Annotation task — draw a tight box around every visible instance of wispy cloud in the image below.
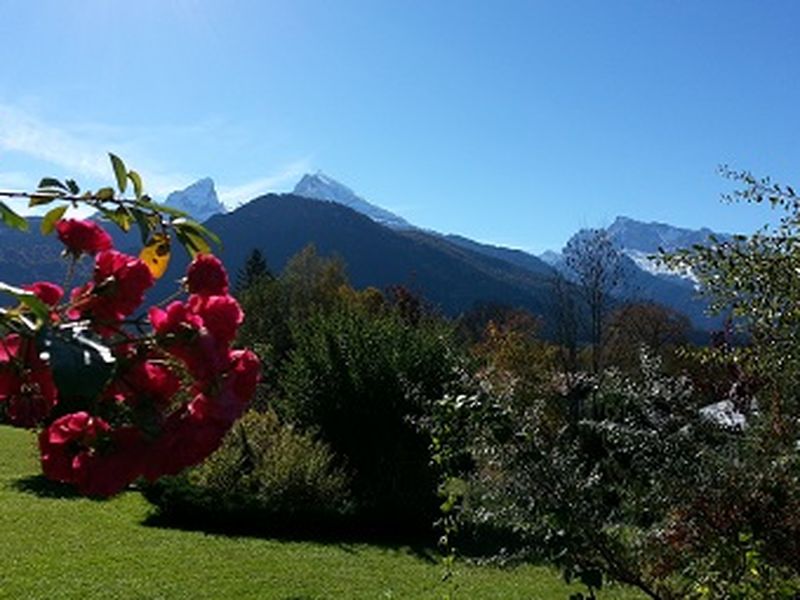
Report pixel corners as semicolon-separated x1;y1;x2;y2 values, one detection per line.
217;158;312;208
0;102;311;205
0;103;198;197
0;104;116;179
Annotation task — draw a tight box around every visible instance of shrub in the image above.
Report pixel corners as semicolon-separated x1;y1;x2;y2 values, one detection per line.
143;410;352;533
436;334;800;597
277;303;459;532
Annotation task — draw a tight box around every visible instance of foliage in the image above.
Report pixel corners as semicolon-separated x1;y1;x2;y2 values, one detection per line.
0;155;259;497
143;410;352;531
603;302;690;373
661;168;800;414
277;300;459;530
548;273;581;374
435;349;800;598
236;244;347;366
235;247;272;293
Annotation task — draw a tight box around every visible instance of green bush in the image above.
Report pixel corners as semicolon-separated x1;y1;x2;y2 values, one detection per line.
277;303;459;531
143;410;352;532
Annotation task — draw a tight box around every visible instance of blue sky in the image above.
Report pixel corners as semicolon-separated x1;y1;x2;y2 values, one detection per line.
0;0;798;253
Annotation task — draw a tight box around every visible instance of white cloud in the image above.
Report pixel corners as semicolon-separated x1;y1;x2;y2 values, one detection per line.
0;103;196;198
0;102;312;209
217;158;311;208
0;104;115;179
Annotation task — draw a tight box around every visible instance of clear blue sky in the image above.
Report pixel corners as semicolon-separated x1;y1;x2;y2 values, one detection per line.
1;0;798;252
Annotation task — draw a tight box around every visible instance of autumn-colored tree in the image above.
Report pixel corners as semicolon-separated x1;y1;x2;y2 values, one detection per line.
603;301;690;372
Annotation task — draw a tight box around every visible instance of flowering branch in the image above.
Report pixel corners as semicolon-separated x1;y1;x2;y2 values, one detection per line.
0;154;260;498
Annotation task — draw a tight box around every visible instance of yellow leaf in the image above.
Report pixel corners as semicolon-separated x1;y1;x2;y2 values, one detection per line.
139;233;171;279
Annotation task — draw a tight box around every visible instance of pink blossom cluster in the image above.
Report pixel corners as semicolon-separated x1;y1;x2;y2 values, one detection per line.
0;219;259;496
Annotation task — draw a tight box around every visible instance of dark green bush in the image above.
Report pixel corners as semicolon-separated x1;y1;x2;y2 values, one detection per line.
277;303;458;531
144;410;352;533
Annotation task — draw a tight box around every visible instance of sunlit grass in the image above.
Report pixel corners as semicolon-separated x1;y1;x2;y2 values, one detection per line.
0;425;640;599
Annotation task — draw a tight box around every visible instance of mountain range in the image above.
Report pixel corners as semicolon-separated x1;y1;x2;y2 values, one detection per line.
285;172;723;330
0;172;728;337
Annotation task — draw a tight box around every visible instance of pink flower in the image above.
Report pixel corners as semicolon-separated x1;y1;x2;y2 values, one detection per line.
229;349;261;402
39;412;109;484
72;427;145;497
56;219;113;256
186;254;229;296
149;301;204;337
0;334;58;427
142;408;226;480
24;281;64;307
71;250;154;329
106;359;181;408
188;294;243;346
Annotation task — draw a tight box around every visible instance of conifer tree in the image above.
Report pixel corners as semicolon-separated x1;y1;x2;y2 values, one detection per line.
236;248;272;293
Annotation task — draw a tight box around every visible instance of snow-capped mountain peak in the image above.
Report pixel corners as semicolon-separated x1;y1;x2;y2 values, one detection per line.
293;172;413;230
164;178;226;223
606;216;721;254
605;216;729;280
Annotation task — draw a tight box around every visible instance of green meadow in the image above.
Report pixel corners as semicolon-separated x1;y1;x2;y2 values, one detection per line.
0;425;643;599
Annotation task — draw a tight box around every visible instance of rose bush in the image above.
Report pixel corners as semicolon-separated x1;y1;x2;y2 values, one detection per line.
0;155;260;497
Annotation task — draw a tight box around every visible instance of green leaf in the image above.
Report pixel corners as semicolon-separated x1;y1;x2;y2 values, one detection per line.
65;179;80;195
98;206;133;232
41;205;68;235
0;282;50;324
28;194;58;207
0;202;28;231
38;177;66;191
38;328;116;399
132;208;153;245
140;200;187;218
175;228;210;257
109;153;127;194
114;206;133;232
174;218;222;248
95;187;115;201
128;170;143;199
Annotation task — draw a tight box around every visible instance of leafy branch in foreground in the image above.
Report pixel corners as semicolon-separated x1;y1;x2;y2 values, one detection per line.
0;152;220;261
0;154;260;498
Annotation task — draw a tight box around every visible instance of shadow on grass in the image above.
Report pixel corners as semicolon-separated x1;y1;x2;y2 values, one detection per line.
12;475;84;499
141;508;439;563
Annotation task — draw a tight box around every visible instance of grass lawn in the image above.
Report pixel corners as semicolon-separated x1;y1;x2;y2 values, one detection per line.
0;425;641;599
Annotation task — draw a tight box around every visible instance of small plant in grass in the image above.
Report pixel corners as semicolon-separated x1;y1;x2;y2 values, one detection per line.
0;154;260;496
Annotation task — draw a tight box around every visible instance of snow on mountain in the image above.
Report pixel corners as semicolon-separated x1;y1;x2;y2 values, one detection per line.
542;217;722;281
606;216;723;253
293;172;414;230
606;216;730;280
164;178;226;223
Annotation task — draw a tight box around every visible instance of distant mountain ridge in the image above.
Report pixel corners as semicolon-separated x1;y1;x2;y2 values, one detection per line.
540;217;733;330
148;193;561;326
0;172;732;337
293;172;414;230
606;216;731;279
441;234;554;278
606;215;725;254
141;177;728;330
